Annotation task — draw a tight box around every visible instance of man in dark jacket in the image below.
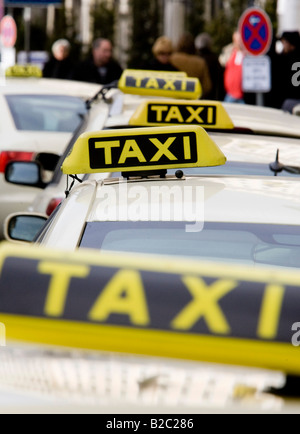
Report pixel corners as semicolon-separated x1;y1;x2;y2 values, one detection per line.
72;38;123;85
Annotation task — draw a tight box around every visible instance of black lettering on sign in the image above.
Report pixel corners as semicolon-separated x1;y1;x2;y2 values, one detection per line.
147;104;217;126
0;255;300;343
125;76;196;93
88;132;198;169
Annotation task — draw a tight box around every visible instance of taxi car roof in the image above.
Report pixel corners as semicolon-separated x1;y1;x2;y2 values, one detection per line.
84;175;300;227
56;121;300;236
208;132;300;166
103;90;300;138
223;102;300;139
0;78;101;98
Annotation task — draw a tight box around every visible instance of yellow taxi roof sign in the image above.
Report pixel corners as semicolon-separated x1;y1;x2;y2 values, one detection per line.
129;99;235;130
1;241;300;376
62;126;226;175
5;65;43;78
118;69;202;100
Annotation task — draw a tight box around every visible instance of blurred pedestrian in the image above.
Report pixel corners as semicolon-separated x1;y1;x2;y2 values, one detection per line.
219;36;235;69
223;31;246;104
195;32;225;101
170;32;212;99
43;39;74;80
72;38;123;85
146;36;179;72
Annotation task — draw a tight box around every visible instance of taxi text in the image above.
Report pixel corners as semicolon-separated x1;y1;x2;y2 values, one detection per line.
0;254;294;343
125;76;197;93
88;132;197;169
147;104;217;125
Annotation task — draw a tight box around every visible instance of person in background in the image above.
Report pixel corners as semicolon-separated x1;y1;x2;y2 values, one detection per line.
223;30;246;104
170;32;212;99
263;36;282;109
43;39;74;80
147;36;179;72
195;32;225;101
219;35;235;69
72;38;123;85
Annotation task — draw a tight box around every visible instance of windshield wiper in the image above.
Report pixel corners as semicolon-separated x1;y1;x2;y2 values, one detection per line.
85;80;119;109
269;149;300;176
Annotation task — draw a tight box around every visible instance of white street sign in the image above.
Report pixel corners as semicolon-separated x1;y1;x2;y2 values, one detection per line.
242;55;272;93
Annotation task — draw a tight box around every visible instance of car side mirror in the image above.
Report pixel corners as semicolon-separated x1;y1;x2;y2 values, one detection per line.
5;161;46;188
4;213;48;243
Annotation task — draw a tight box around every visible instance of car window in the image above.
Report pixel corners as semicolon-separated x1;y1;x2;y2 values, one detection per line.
79;221;300;269
5;94;87;132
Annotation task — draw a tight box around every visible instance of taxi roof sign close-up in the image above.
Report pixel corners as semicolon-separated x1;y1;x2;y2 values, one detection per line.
62;126;226;175
129;99;235;129
118;69;202;100
0;242;300;377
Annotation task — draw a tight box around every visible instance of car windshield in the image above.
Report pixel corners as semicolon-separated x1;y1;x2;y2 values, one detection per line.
79;221;300;269
6;94;87;132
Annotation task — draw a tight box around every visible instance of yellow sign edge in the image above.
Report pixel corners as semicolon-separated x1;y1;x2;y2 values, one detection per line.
1;313;298;376
119;69;188;78
2;241;300;286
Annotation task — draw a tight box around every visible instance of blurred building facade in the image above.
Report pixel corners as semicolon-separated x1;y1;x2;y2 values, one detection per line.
277;0;300;34
10;0;300;67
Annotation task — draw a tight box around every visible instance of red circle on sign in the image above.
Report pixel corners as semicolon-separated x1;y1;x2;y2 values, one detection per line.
0;16;17;48
239;7;273;56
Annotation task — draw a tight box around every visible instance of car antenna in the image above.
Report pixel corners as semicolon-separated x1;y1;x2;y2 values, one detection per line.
85;80;119;109
269;149;300;176
65;174;83;198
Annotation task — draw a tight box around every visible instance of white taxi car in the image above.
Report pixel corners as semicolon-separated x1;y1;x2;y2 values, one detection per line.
5;125;300;269
4;70;300;224
0;71;100;238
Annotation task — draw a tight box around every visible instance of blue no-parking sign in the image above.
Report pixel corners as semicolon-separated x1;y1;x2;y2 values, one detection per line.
239;7;273;56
